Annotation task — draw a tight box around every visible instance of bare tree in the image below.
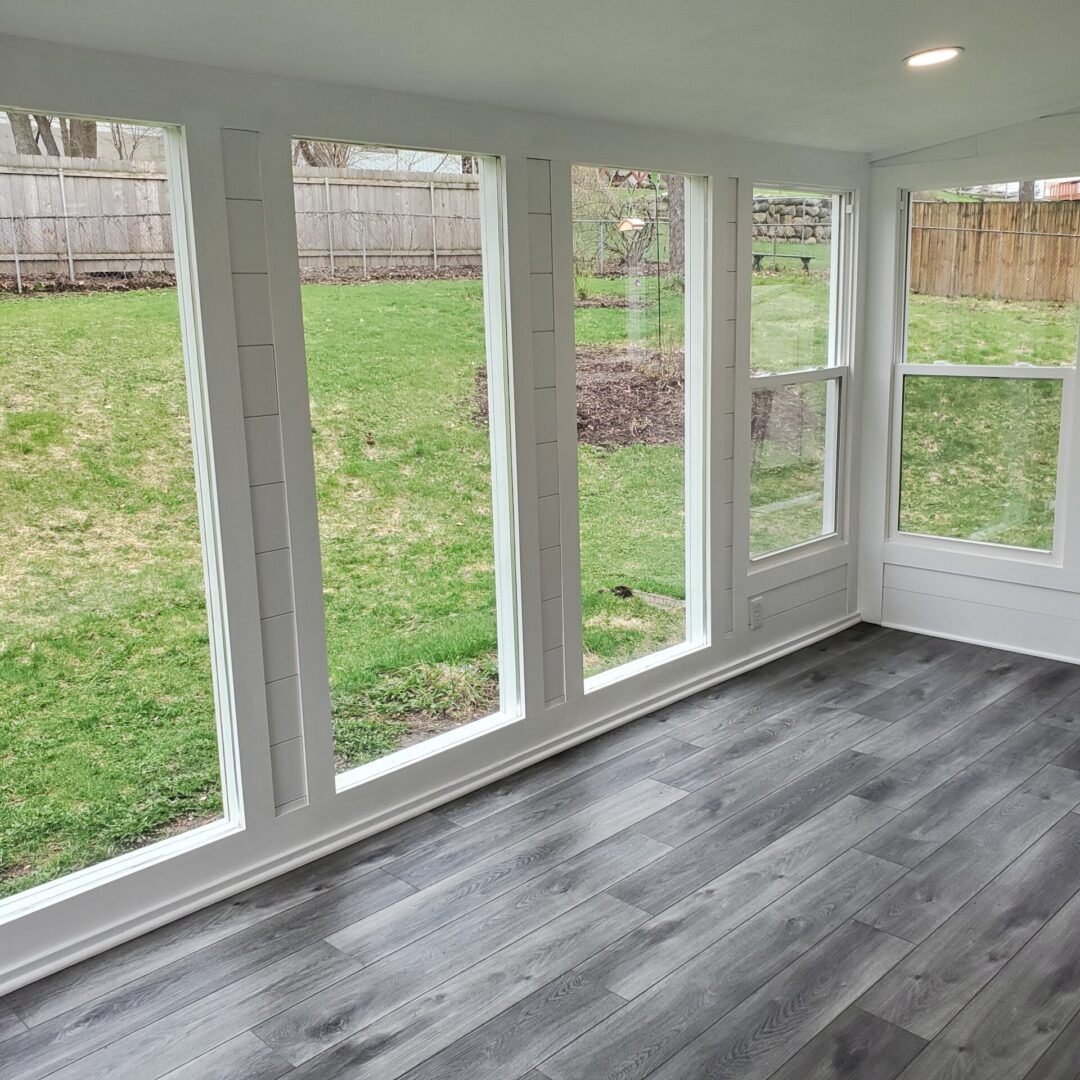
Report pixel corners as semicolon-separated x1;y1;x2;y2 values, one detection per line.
4;111;97;157
34;115;61;155
55;116;97;158
1018;179;1036;202
6;111;46;154
664;174;685;278
110;123;152;160
294;139;359;168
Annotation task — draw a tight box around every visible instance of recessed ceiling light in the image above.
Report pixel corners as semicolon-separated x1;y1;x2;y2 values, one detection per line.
905;46;964;67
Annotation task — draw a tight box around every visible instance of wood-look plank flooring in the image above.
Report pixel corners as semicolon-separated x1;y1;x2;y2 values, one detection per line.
5;623;1080;1079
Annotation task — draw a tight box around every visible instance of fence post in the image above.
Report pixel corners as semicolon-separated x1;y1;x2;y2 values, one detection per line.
323;177;336;277
10;216;23;293
994;230;1003;302
57;166;76;282
430;181;439;272
598;221;605;274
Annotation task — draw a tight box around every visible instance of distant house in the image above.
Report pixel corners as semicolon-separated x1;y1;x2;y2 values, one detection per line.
1042;178;1080;200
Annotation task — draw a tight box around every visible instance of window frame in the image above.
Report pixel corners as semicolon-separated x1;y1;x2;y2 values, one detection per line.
888;189;1079;565
747;185;856;564
570;168;712;694
0;119;245;923
281;145;525;793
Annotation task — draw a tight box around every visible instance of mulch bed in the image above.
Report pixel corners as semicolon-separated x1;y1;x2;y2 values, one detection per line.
0;266;482;295
299;265;481;285
475;344;685;448
574;294;642;309
0;272;177;295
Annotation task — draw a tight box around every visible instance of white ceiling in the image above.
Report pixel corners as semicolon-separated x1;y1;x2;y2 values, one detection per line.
5;0;1080;155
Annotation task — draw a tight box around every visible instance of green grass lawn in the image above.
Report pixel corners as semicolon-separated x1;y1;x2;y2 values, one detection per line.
1;273;1075;897
570;272;687;673
0;289;220;897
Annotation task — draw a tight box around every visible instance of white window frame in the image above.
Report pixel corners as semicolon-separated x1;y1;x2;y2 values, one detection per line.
748;186;855;564
0;121;244;923
577;171;712;694
888;190;1078;565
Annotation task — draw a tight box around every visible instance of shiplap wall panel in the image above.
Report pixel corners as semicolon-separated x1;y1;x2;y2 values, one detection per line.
254;548;295;619
269;737;307;807
536;443;559;497
265;675;303;745
528;159;567;704
225;198;268;273
882;586;1080;664
243;416;285;486
230;273;273;347
719;176;739;638
538;494;561;550
532;332;556;389
238;346;279;418
250;483;290;554
223;127;307;814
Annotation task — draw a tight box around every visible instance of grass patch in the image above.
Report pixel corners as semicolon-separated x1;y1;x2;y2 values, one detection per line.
0;289;219;897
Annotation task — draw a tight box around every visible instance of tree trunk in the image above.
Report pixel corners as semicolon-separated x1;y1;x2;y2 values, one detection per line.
64;118;98;158
6;111;41;155
34;116;60;156
665;174;685;278
1018;179;1036;202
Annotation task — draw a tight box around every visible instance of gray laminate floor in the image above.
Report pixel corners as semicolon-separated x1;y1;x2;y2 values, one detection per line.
6;624;1080;1079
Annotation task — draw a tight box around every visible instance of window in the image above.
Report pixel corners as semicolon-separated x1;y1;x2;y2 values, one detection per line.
570;165;706;681
0;112;229;899
749;187;850;558
291;141;517;775
896;181;1079;552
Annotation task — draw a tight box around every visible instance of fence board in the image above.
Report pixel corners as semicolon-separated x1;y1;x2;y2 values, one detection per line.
910;200;1080;302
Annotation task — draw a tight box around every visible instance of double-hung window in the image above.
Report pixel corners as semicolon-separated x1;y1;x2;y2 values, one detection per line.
894;183;1079;554
748;187;853;559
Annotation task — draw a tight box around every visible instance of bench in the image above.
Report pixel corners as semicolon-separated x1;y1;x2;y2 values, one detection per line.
752;252;814;272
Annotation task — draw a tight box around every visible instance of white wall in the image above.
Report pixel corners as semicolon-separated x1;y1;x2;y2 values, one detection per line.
859;113;1080;663
0;32;869;991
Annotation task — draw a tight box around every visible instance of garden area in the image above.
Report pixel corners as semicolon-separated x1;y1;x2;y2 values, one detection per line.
1;261;1076;896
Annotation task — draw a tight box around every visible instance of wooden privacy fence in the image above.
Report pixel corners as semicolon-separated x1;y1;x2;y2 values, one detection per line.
292;166;480;274
910;200;1080;303
0;155;484;283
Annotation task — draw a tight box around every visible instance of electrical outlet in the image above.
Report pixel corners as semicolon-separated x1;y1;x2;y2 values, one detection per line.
749;595;765;630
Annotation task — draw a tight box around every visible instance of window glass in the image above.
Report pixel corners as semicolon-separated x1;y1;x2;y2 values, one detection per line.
0;111;224;898
908;183;1080;367
751;189;839;374
750;380;839;556
897;178;1078;552
571;165;692;678
291;141;508;771
899;375;1061;550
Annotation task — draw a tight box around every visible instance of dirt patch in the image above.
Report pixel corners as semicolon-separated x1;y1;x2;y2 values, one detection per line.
0;266;483;295
574;294;642;309
393;683;501;751
299;265;481;286
475;344;685;448
576;346;684;447
0;272;177;295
